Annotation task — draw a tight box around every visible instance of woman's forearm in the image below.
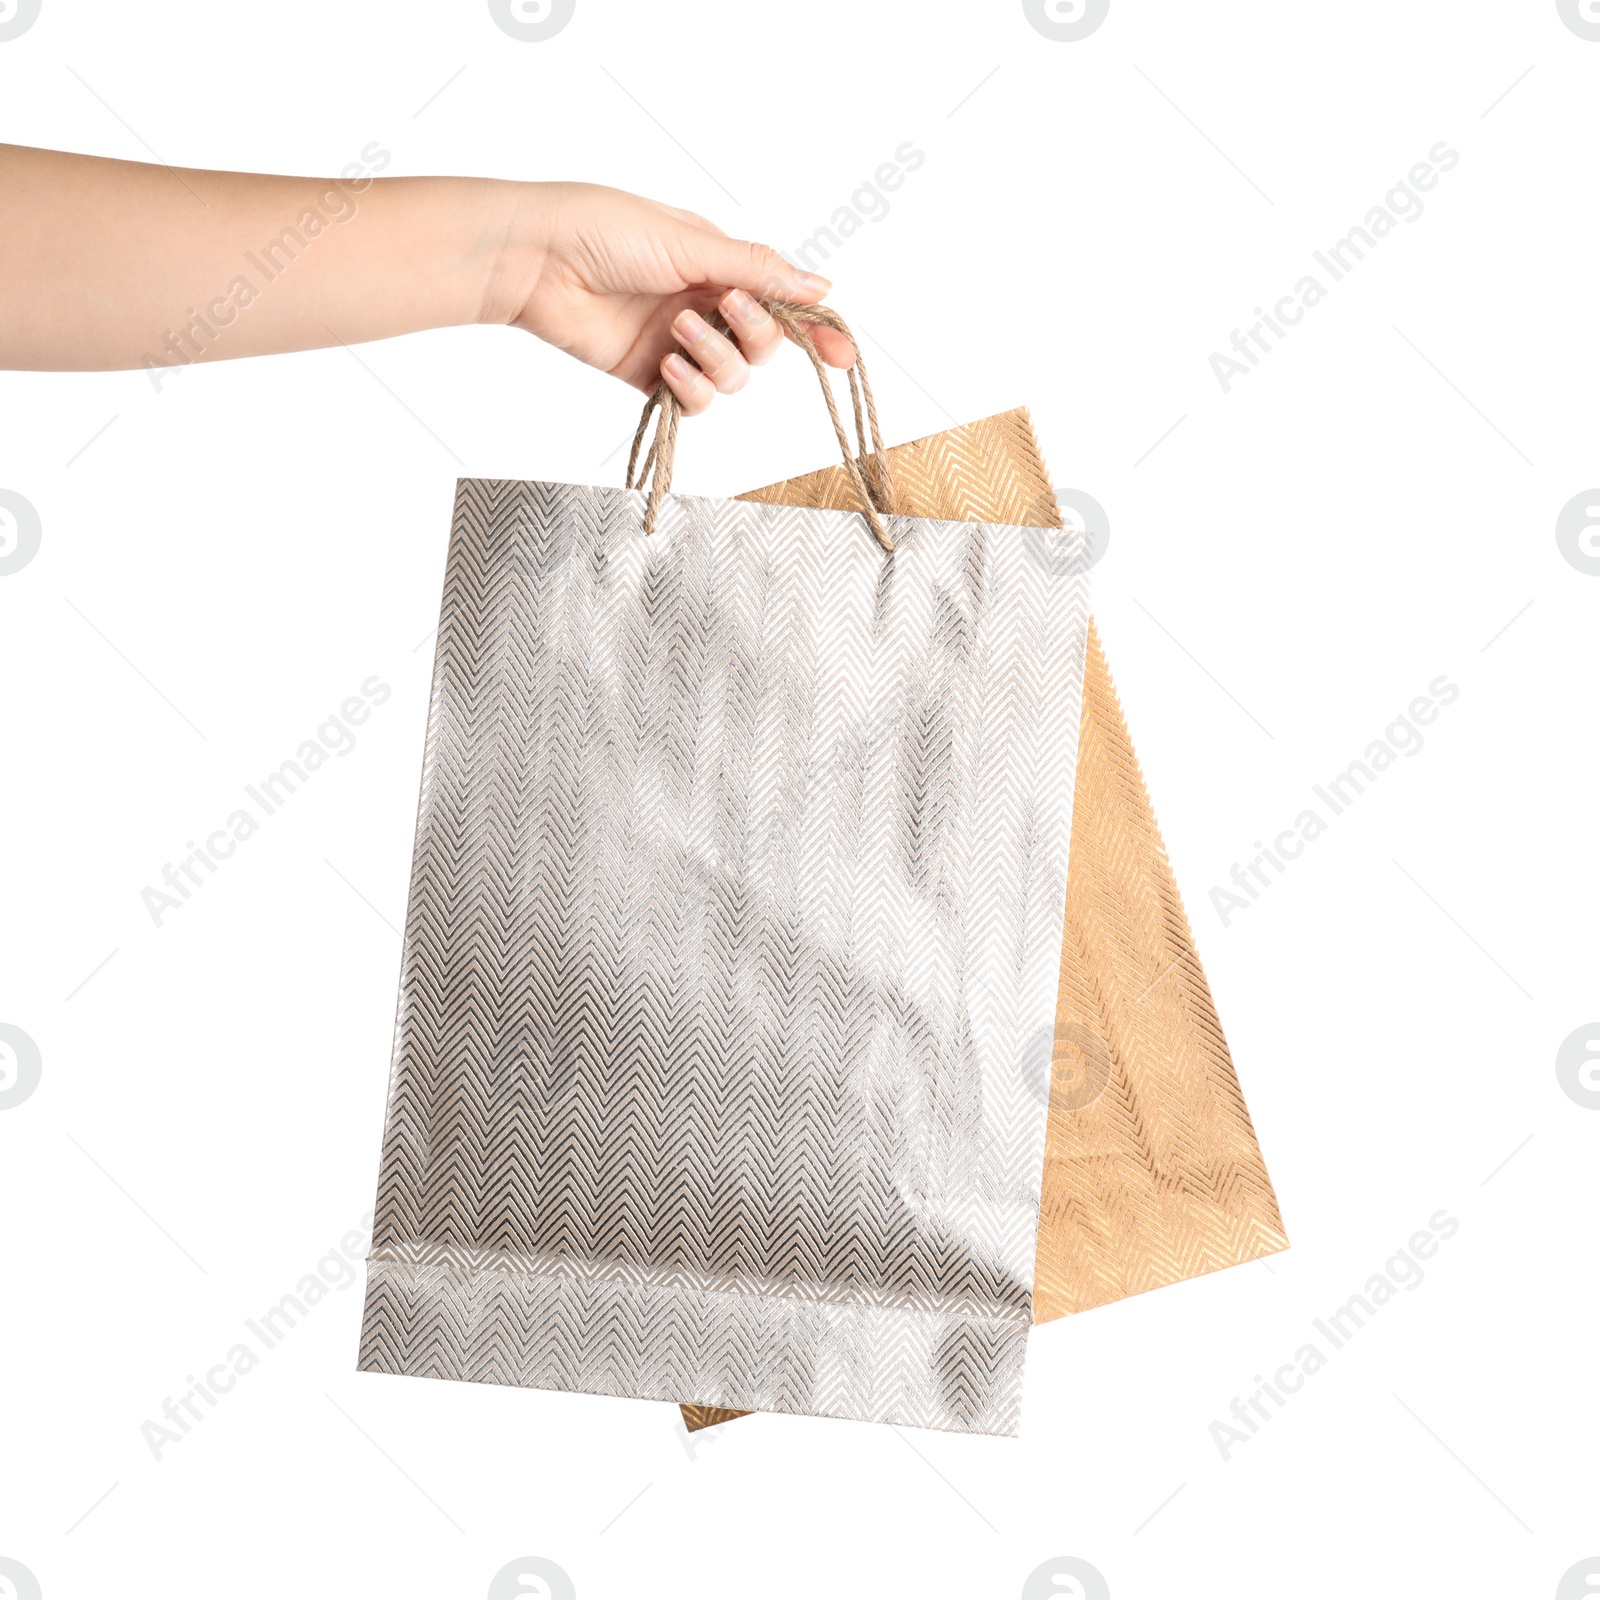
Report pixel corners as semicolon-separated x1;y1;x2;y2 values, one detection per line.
0;144;516;372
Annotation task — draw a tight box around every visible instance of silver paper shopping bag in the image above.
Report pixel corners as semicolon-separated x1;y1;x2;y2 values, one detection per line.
357;305;1091;1434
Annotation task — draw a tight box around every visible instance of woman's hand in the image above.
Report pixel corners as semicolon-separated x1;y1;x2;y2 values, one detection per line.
480;181;855;415
0;148;851;407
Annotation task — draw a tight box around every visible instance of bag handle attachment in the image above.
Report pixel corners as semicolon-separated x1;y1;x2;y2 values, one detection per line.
625;300;898;553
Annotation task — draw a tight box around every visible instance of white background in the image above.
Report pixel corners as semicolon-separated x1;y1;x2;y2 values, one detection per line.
2;3;1597;1597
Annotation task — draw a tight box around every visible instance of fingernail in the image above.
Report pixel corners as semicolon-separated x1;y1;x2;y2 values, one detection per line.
793;269;832;292
664;353;703;387
724;289;764;323
674;309;711;344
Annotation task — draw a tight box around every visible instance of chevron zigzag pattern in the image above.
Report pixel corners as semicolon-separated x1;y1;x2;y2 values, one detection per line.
359;480;1091;1435
679;409;1285;1433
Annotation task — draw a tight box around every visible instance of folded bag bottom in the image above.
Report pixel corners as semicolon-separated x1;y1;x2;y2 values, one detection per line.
363;1258;1030;1434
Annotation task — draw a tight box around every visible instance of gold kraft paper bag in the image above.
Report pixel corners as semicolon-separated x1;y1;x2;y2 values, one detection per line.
681;408;1286;1431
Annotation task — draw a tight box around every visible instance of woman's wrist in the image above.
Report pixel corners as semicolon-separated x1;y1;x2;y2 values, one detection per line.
467;178;556;330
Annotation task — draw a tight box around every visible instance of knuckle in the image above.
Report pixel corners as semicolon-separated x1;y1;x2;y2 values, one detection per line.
747;244;787;296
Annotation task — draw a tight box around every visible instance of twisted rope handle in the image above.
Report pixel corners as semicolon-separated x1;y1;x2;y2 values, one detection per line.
624;300;898;553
